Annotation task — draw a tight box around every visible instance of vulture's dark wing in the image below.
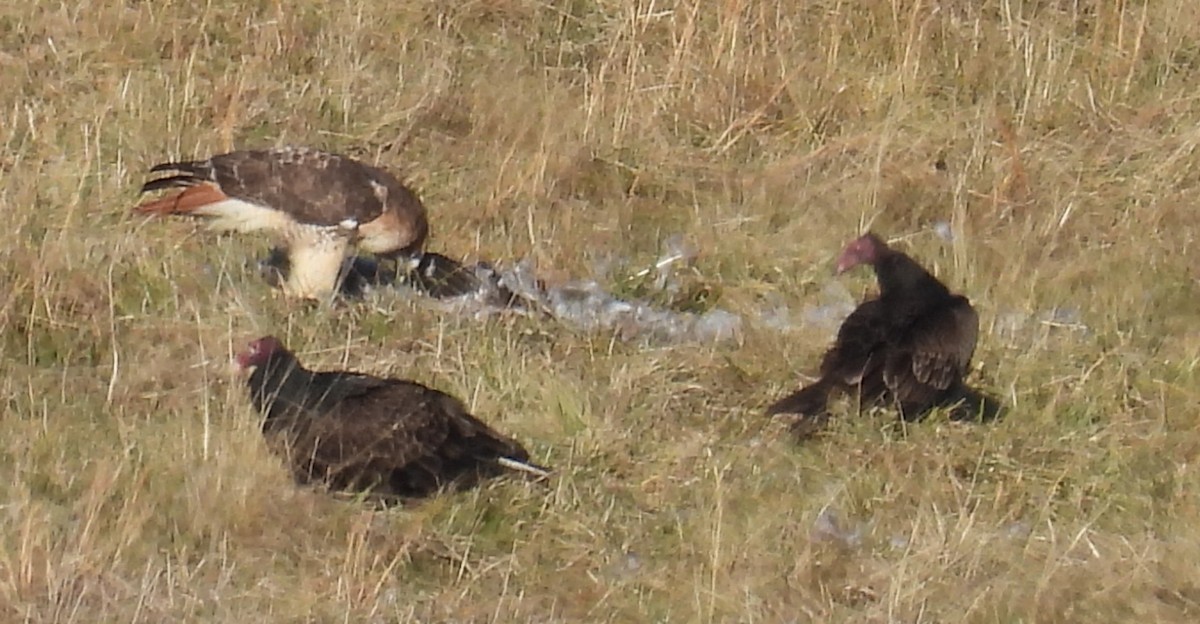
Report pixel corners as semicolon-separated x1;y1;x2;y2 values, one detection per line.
297;378;456;475
883;295;978;412
306;370;393;405
819;298;891;385
302;376;529;479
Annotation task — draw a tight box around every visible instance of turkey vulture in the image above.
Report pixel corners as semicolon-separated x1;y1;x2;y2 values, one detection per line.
768;232;997;433
134;147;429;300
235;336;550;502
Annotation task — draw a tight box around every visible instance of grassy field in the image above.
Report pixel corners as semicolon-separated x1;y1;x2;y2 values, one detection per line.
2;0;1200;621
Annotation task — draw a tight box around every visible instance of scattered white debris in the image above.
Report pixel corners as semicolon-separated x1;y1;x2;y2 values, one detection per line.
995;305;1090;340
256;235;1085;349
604;550;645;581
755;293;795;332
379;235;750;345
800;281;856;331
1004;520;1033;540
811;506;866;549
933;220;954;242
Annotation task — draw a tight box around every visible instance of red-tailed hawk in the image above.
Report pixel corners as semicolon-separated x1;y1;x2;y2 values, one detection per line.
235;335;551;503
767;232;1000;435
134;147;429;300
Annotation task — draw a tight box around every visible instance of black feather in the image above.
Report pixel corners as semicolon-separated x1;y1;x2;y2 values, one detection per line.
149;161;184;173
139;174;204;194
407;252;486;298
149;159;206;174
766;378;834;417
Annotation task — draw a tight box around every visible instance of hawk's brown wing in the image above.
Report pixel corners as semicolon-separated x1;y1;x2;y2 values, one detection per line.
205;148;394;226
136;147;428;254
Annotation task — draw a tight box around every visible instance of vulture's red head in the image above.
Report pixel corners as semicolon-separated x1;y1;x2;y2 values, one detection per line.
835;232;888;274
236;335;285;370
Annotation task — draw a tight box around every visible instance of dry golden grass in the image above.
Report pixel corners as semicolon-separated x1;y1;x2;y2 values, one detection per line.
2;0;1200;621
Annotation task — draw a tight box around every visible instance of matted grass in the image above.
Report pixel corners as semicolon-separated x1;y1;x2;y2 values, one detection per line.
2;0;1199;621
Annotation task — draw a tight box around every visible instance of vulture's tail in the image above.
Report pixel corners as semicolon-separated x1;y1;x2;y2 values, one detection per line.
497;456;553;480
766;379;837;440
766;378;834;417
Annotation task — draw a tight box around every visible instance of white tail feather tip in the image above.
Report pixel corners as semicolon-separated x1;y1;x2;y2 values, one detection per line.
497;456;552;479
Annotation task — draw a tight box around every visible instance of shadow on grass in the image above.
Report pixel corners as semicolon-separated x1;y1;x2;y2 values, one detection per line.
772;383;1008;441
